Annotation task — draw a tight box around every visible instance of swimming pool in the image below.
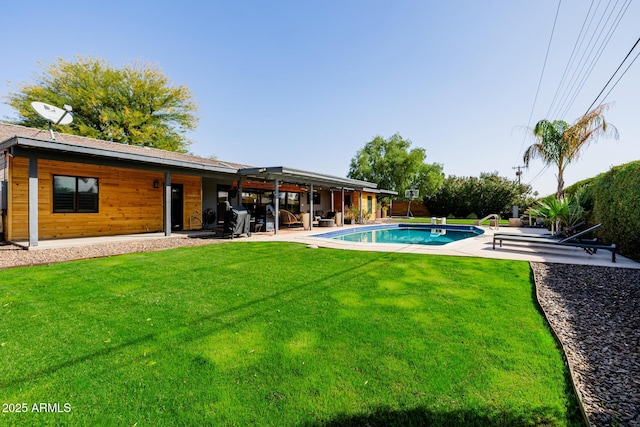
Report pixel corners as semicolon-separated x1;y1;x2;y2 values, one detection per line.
317;224;484;246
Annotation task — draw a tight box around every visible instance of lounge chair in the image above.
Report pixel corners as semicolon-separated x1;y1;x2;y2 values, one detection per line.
278;209;303;227
493;224;616;262
551;221;586;237
494;222;595;240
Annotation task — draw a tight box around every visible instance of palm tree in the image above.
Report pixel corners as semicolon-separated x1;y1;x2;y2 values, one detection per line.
524;104;618;199
524;119;570;199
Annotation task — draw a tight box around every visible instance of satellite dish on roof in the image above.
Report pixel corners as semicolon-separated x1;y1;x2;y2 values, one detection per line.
31;101;73;140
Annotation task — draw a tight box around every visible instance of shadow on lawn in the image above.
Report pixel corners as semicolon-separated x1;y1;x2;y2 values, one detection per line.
303;405;580;427
1;250;393;389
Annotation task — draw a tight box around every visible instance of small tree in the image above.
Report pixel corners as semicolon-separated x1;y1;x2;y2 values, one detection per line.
6;56;198;153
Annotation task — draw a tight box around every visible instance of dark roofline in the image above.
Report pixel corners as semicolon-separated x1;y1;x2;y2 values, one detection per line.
0;123;395;193
364;188;399;196
0;135;238;175
237;166;379;189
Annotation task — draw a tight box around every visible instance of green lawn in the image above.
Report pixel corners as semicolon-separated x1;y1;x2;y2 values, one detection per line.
0;242;582;426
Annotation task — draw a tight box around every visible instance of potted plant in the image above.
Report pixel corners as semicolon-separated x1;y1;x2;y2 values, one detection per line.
376;202;382;219
350;205;362;224
344;206;360;224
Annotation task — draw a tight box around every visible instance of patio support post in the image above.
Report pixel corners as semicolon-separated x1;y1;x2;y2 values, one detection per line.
309;183;313;231
330;189;334;212
274;178;279;235
164;172;171;236
28;157;38;247
359;189;363;224
341;188;345;227
238;178;243;206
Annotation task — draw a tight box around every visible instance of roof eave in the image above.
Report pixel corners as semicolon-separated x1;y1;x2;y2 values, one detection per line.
4;136;238;174
238;166;378;189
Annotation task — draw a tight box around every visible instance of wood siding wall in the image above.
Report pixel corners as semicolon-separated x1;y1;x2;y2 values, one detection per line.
391;200;430;217
0;151;6;237
352;192;377;219
331;191;377;220
8;157;202;240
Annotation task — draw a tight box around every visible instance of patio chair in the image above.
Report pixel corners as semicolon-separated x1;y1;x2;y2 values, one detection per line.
279;209;303;227
492;224;616;262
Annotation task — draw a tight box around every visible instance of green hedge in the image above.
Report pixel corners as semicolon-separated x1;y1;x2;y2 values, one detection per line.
590;161;640;261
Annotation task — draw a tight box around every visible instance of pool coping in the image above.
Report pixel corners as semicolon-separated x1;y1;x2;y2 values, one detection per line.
313;222;483;242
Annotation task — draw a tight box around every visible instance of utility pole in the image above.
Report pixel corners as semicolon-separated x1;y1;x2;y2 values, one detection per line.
512;165;525;185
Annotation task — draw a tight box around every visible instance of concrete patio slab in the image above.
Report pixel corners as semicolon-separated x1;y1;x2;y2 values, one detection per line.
8;224;639;268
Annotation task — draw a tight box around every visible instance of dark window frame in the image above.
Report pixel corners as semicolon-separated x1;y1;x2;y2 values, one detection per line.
53;175;99;213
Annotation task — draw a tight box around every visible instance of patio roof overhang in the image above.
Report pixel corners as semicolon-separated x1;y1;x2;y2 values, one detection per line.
237;166;379;190
360;187;399;197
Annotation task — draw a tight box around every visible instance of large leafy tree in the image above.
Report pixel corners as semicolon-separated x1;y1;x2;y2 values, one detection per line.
524;104;618;199
348;133;444;198
6;56;198;152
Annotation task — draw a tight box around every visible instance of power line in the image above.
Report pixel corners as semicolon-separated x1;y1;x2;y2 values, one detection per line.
518;0;562;158
546;0;631;120
546;0;596;118
520;0;633;194
558;0;632;118
523;36;639;194
548;0;604;119
584;35;640;113
598;47;640;104
550;0;617;119
527;165;551;186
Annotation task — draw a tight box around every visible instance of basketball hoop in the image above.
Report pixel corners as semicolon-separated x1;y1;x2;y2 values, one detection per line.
405;189;418;217
405;189;419;199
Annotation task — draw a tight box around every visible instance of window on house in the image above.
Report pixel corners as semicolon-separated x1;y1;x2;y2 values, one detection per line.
53;175;99;213
278;191;300;214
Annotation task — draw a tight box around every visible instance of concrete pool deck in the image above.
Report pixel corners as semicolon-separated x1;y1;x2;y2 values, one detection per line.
10;223;639;268
273;224;639;268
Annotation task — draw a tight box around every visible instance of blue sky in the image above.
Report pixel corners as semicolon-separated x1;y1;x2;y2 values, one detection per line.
2;0;638;196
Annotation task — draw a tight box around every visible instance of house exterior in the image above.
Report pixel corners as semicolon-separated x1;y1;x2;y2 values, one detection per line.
0;123;395;247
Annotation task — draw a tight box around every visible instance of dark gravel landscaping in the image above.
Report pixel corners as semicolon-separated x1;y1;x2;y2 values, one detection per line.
532;262;640;427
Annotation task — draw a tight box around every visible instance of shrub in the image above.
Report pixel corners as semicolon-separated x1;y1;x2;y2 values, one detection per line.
591;161;640;260
530;194;586;235
424;172;532;219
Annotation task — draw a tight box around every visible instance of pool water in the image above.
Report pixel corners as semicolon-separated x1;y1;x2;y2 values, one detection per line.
319;224;483;246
